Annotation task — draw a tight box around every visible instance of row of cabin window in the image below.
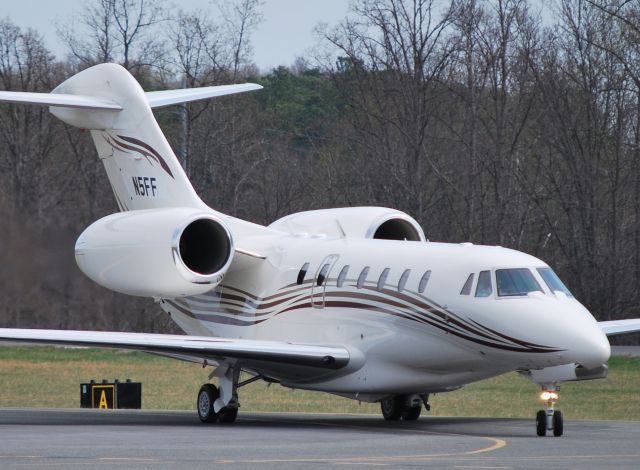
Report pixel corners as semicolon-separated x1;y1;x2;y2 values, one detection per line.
297;263;432;294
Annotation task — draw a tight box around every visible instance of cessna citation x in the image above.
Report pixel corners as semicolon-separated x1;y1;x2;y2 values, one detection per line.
1;64;639;437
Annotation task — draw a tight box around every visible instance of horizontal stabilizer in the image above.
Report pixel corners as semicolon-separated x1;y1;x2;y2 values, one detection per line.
0;91;122;110
0;328;349;370
145;83;263;108
599;319;640;336
0;83;262;111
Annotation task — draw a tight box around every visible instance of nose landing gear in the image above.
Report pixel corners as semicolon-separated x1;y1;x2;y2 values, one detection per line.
536;387;563;436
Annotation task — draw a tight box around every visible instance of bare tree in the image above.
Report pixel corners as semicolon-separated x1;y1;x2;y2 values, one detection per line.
59;0;167;75
161;1;264;213
322;0;459;228
219;0;264;81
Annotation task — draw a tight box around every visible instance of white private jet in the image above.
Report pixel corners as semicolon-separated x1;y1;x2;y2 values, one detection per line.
1;64;639;436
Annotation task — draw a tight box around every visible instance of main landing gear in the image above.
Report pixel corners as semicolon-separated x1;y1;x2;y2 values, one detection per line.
197;364;262;424
536;387;563;437
381;394;429;421
197;383;239;423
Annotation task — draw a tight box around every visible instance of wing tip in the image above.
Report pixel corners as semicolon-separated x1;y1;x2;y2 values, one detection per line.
600;319;640;336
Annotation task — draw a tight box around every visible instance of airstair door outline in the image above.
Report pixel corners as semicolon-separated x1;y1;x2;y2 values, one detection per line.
311;254;340;308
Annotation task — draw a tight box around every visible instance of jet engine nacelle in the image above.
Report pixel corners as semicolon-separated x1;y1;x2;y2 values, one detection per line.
268;207;426;241
75;207;234;298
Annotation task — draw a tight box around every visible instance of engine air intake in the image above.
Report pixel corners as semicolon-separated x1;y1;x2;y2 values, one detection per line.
179;218;232;275
373;218;422;241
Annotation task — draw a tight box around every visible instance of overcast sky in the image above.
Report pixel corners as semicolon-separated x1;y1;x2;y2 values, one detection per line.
2;0;350;72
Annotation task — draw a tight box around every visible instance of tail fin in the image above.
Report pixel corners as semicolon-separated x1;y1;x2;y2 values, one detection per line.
0;63;262;211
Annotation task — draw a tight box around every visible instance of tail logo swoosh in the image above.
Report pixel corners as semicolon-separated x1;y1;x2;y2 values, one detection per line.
103;133;175;179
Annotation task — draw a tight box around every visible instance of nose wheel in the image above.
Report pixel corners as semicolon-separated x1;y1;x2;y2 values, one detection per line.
536;388;563;436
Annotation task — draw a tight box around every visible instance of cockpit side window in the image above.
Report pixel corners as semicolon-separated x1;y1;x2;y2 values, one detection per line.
475;270;492;297
460;273;474;295
537;267;573;297
496;268;542;296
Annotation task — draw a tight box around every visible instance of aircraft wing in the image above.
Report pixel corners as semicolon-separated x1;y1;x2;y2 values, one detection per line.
599;319;640;336
0;329;349;370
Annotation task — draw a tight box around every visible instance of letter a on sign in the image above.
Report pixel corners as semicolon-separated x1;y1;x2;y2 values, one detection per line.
99;390;109;409
92;385;114;408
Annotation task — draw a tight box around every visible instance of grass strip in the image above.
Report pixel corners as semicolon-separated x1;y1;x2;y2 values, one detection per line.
1;347;638;420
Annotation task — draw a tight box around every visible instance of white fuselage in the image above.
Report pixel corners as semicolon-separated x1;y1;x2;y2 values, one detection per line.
160;234;611;401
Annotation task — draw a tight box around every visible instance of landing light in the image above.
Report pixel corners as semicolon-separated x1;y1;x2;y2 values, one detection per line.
540;391;559;401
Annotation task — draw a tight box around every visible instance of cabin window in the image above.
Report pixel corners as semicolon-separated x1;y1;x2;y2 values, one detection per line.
537;267;573;297
377;268;390;290
418;270;431;293
496;268;542;296
317;263;330;286
475;270;492;297
460;273;474;295
357;267;370;289
398;269;411;292
297;262;309;285
337;265;349;287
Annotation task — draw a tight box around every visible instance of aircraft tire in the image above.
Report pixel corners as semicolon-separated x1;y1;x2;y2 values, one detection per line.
219;406;239;424
401;405;421;421
552;410;563;437
381;396;405;421
197;384;220;423
535;410;546;436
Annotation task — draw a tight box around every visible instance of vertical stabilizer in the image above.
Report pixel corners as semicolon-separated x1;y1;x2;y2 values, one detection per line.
49;64;203;211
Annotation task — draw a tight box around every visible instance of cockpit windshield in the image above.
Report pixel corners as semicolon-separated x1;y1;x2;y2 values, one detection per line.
537;267;573;297
496;268;542;296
